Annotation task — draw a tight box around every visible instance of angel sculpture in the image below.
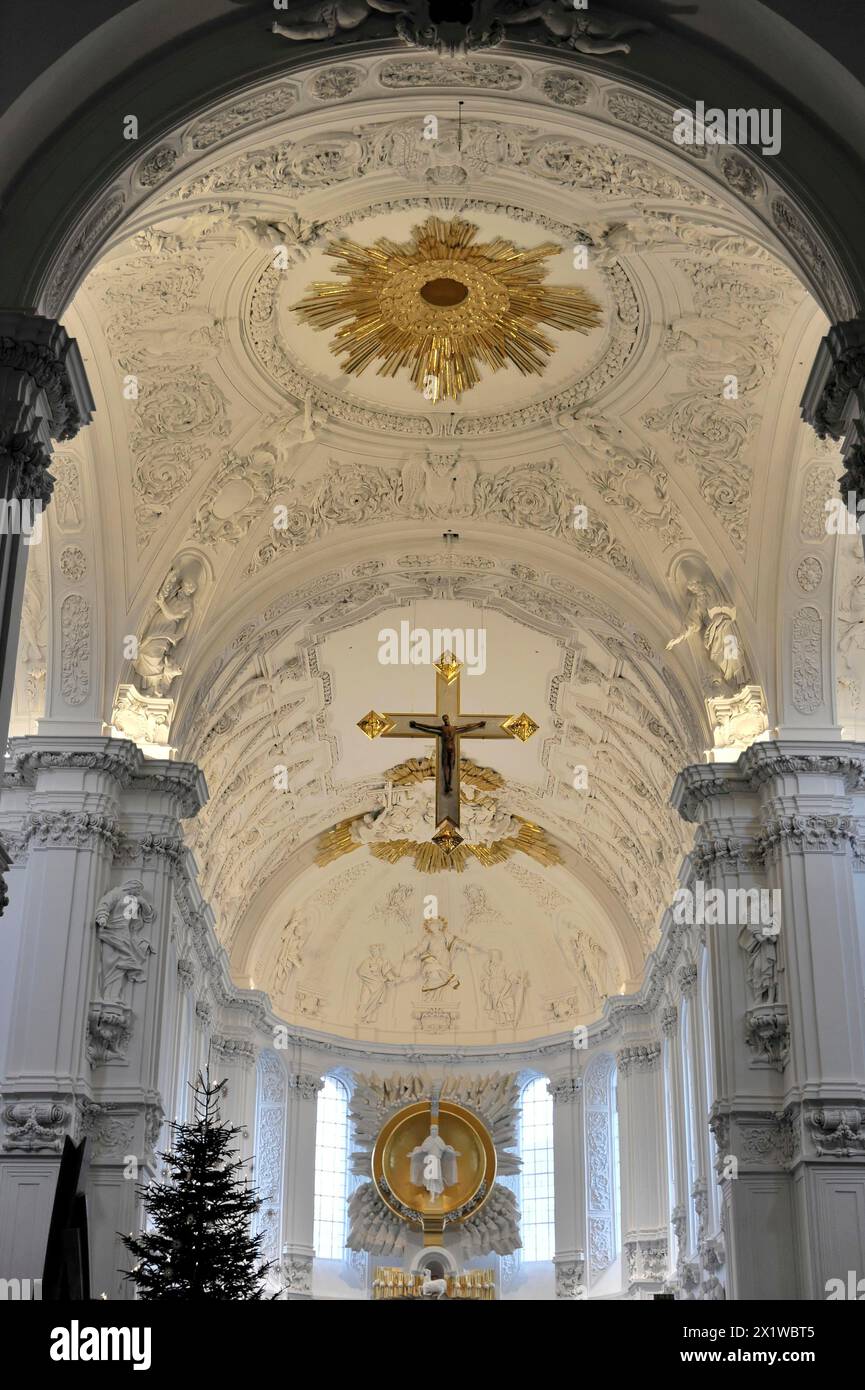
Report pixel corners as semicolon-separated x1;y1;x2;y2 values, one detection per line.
500;0;651;54
272;0;410;42
408;1121;460;1200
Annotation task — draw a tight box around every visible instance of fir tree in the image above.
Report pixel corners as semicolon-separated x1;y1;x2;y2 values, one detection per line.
122;1070;270;1299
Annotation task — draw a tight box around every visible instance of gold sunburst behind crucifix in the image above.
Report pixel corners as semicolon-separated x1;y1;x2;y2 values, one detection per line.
292;215;602;402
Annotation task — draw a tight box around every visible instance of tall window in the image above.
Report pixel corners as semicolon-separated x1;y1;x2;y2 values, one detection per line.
313;1075;349;1259
520;1076;555;1262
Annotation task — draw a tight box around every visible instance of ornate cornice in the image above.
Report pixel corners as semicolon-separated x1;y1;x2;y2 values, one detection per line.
739;742;865;791
670;765;736;823
5;742;141;787
5;738;207;819
0;317;93;442
801;312;865;447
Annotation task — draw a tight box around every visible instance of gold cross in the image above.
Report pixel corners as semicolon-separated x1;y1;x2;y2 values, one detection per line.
357;651;538;850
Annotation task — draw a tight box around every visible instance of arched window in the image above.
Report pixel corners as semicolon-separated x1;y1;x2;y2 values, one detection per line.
519;1076;555;1262
313;1074;349;1260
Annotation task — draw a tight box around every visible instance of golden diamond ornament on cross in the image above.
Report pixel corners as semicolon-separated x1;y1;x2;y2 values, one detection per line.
357;651;538;850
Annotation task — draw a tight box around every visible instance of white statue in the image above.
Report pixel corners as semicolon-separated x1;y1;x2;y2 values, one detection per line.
357;943;400;1023
274;913;305;994
666;580;746;687
501;0;651;53
272;0;409;42
480;950;527;1026
94;880;156;1006
133;567;197;697
408;1120;459;1200
415;916;469;996
419;1269;448;1299
739;923;780;1005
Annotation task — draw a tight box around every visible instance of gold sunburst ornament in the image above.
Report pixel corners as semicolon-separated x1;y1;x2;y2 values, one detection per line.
291;216;603;402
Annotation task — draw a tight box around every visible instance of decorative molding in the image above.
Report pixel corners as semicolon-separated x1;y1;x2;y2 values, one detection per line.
677;964;698;996
791;606;823;714
286;1072;323;1102
60;594;90;705
2;1101;69;1152
758;815;855;855
211;1035;257;1067
554;1254;586;1299
548;1076;582;1104
744;1005;789;1072
24;811;118;851
616;1042;661;1075
624;1237;668;1286
245;455;638;581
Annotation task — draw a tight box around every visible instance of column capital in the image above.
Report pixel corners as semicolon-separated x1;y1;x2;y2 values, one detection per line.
286;1072;324;1101
616;1042;661;1075
547;1076;582;1105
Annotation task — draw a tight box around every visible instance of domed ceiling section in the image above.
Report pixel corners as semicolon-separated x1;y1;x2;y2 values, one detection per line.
13;46;840;1043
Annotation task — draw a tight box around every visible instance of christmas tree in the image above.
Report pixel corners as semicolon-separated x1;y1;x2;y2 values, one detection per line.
122;1070;270;1299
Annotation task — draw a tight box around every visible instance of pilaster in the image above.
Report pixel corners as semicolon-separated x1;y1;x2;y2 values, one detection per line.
673;741;865;1299
0;734;207;1295
0;314;94;912
616;1039;668;1296
281;1068;324;1299
547;1074;585;1298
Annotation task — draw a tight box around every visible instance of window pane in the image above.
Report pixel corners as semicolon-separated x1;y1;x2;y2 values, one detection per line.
519;1077;555;1263
313;1076;349;1260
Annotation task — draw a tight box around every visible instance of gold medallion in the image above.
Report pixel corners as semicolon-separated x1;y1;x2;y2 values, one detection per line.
372;1099;497;1244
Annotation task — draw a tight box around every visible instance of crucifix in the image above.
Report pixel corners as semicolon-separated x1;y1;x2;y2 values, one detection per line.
357;650;538;850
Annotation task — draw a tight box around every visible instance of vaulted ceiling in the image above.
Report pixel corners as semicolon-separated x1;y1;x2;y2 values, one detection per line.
13;47;848;1042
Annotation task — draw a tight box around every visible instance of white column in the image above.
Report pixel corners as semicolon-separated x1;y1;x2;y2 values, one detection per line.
0;735;207;1296
661;1003;689;1283
281;1069;324;1299
547;1074;585;1298
0;315;94;856
673;742;865;1300
616;1038;668;1296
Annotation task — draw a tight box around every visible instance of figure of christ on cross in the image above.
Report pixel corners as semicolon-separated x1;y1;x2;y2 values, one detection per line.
357;652;538;846
408;714;487;797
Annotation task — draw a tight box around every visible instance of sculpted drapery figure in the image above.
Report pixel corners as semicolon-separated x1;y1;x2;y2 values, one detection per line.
94;880;156;1006
133;568;197;697
357;943;400;1023
666;580;746;686
415;916;471;995
739;923;780;1005
408;1122;460;1200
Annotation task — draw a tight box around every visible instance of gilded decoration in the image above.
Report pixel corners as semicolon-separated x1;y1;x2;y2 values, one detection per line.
292;215;602;401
